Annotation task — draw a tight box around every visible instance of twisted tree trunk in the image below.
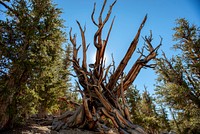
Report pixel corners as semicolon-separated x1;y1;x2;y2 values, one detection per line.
52;0;161;133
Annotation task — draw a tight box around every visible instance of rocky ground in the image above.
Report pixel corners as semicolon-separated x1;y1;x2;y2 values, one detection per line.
0;117;116;134
1;124;51;134
1;124;103;134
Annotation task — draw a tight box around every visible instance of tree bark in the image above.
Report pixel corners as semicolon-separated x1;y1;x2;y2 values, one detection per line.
0;77;15;130
52;0;161;133
0;97;11;130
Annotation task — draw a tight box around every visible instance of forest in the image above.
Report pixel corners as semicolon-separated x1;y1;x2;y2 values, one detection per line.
0;0;199;134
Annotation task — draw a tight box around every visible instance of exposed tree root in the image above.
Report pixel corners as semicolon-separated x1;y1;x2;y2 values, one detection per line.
52;104;147;134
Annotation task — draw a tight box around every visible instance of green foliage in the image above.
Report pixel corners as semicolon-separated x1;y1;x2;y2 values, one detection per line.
138;90;160;134
155;18;200;133
126;85;141;123
0;0;73;127
126;86;170;133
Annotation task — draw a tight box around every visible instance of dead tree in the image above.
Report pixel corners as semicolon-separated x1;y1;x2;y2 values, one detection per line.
52;0;161;133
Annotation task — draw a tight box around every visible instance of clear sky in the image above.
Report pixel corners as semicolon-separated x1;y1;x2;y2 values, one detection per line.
52;0;200;95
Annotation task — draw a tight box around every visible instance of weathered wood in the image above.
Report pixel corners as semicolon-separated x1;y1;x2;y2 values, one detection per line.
106;15;147;91
52;0;160;134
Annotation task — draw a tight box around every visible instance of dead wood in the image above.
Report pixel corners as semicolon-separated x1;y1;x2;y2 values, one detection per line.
52;0;161;134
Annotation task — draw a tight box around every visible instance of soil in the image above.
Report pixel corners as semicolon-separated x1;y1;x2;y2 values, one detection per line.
0;120;115;134
0;123;51;134
0;117;117;134
0;124;102;134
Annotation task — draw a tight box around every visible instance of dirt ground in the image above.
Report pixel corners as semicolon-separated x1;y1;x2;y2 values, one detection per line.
0;123;107;134
1;123;51;134
0;117;117;134
0;124;119;134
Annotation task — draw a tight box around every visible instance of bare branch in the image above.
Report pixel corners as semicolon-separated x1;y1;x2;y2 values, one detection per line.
137;46;145;58
69;28;76;47
93;0;116;49
69;28;77;59
115;62;141;96
94;87;112;111
93;0;117;79
91;3;98;27
99;17;115;78
83;97;93;121
107;15;147;91
101;107;119;127
99;0;107;25
120;74;125;104
102;64;113;83
115;37;161;96
101;16;115;65
76;21;87;71
86;43;90;51
144;64;157;68
118;37;162;93
102;0;117;25
75;80;84;97
111;53;116;73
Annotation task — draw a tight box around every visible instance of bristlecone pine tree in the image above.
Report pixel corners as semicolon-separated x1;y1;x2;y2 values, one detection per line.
52;0;161;133
0;0;71;130
155;18;200;133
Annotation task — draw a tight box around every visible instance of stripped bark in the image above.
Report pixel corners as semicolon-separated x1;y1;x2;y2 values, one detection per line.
52;0;161;133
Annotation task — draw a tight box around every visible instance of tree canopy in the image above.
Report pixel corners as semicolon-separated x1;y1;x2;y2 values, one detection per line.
0;0;72;129
155;18;200;133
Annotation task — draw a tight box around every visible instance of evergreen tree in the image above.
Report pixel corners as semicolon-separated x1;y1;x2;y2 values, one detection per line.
126;86;142;124
155;18;200;133
138;90;160;134
157;105;171;132
126;86;169;134
0;0;71;129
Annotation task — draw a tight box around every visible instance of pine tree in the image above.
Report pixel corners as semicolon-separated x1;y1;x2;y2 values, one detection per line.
138;90;160;134
157;105;171;132
155;18;200;133
0;0;71;129
127;86;171;133
126;86;142;124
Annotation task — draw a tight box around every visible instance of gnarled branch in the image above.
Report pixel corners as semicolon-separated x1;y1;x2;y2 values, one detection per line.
76;21;87;71
107;15;147;91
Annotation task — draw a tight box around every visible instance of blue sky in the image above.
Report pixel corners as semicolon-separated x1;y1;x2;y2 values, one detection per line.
53;0;200;94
